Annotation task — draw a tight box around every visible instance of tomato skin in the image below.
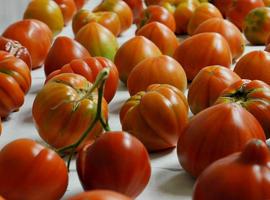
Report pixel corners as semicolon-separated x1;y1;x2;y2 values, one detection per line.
23;0;64;36
173;32;232;81
123;0;143;23
32;73;108;149
74;0;86;9
177;103;266;178
75;22;119;61
216;79;270;138
194;18;245;60
264;0;270;5
127;55;187;95
234;50;270;85
188;65;240;114
54;0;77;25
44;36;90;76
0;138;68;200
76;132;151;198
120;84;188;151
72;10;121;36
114;36;161;84
93;0;133;34
136;22;179;56
46;57;119;103
212;0;233;17
68;190;132;200
193;139;270;200
2;19;53;69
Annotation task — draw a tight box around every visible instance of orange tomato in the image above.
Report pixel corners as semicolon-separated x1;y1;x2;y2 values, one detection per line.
73;0;86;9
212;0;233;17
54;0;77;25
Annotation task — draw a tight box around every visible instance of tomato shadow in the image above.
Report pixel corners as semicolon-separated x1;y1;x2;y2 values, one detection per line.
29;78;44;94
109;98;127;114
150;148;175;159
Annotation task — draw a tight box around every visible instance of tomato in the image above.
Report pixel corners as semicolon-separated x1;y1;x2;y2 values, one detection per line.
32;73;108;150
46;57;119;103
44;36;90;76
0;51;31;118
137;5;176;32
216;79;270;139
72;10;121;36
75;22;119;61
187;3;223;35
74;0;86;9
54;0;77;25
127;55;187;95
93;0;133;34
114;36;161;84
136;22;179;56
188;65;240;114
173;32;232;81
76;131;151;198
227;0;265;30
2;19;53;69
68;190;132;200
264;0;270;6
123;0;143;23
0;138;68;200
212;0;233;17
120;84;188;151
243;7;270;45
194;18;245;60
234;50;270;85
193;139;270;200
177;103;266;178
23;0;64;36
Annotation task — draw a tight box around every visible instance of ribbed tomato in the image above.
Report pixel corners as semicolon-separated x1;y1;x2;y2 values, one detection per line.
68;190;132;200
32;73;108;150
54;0;77;25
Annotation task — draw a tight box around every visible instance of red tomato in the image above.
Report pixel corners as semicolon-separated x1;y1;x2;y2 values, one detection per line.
68;190;132;200
114;36;161;84
177;103;266;177
173;32;232;81
46;57;119;103
212;0;233;17
234;50;270;85
44;36;90;76
136;22;179;56
188;65;240;114
120;84;188;151
194;18;245;60
32;73;108;150
76;131;151;198
2;19;53;69
0;138;68;200
73;0;86;9
54;0;77;25
123;0;143;23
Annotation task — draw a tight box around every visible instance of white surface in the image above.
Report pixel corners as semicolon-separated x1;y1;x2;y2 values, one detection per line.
0;0;266;200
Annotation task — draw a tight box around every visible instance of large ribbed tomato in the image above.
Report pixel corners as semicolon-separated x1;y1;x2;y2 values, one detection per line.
120;84;188;151
0;51;31;118
0;139;68;200
46;57;119;103
68;190;132;200
32;73;108;150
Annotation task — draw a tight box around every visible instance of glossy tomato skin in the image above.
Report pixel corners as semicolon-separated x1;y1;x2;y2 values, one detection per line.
120;84;188;151
234;50;270;85
188;65;240;114
93;0;133;34
127;55;187;95
177;103;266;178
194;18;245;60
212;0;233;17
75;22;119;61
54;0;77;25
173;32;232;81
136;22;179;56
0;37;32;69
0;138;68;200
68;190;132;200
76;132;151;198
32;73;108;150
23;0;64;36
46;57;119;103
44;36;90;76
123;0;143;23
114;36;161;84
227;0;265;30
72;10;121;36
216;79;270;138
193;139;270;200
2;19;53;69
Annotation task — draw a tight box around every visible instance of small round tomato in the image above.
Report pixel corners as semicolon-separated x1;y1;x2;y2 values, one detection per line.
54;0;77;25
2;19;53;69
0;138;68;200
76;131;151;198
23;0;64;36
68;190;132;200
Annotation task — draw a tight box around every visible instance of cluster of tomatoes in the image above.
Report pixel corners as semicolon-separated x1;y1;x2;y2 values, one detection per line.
1;0;270;199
